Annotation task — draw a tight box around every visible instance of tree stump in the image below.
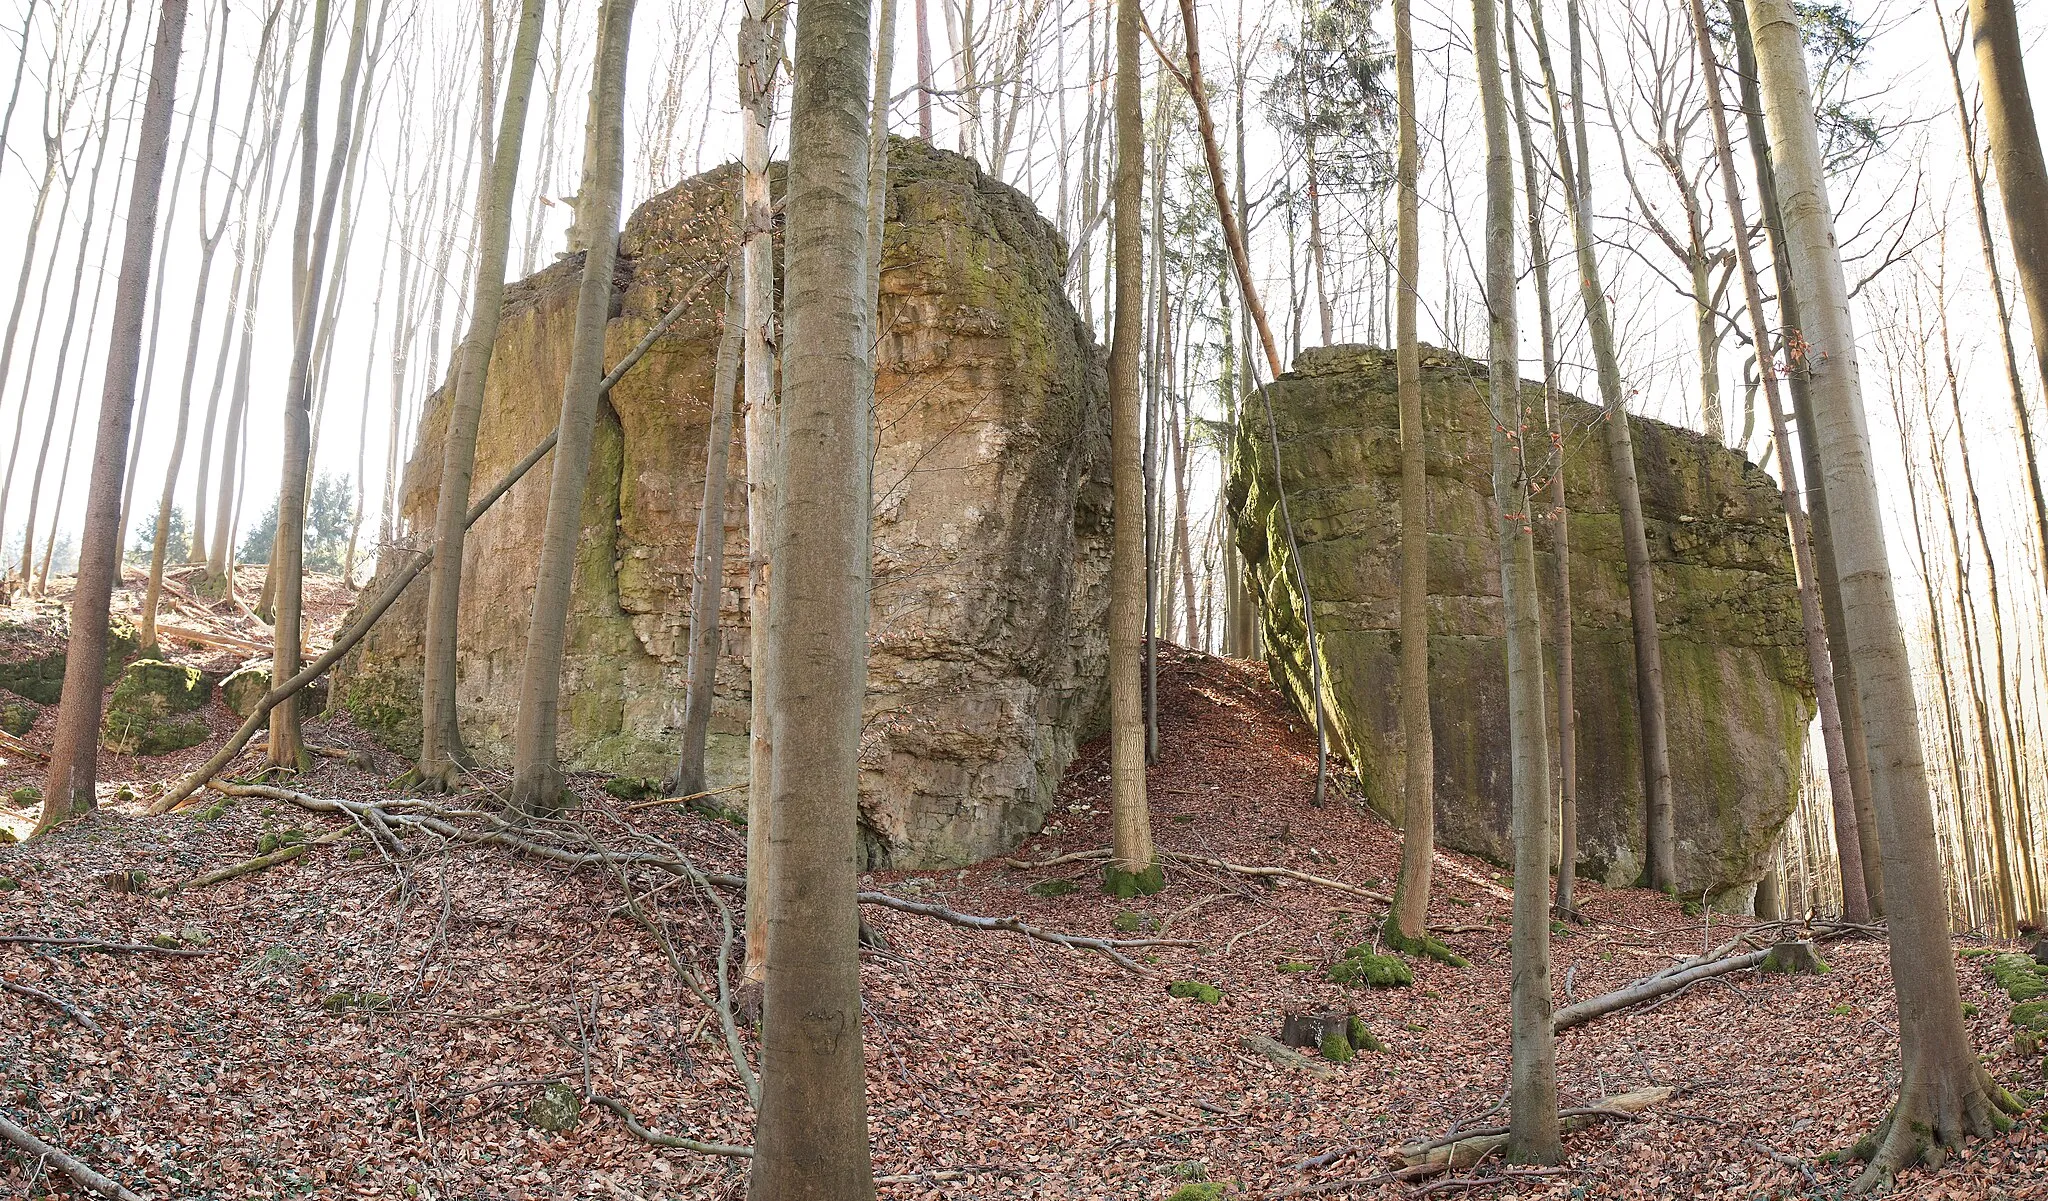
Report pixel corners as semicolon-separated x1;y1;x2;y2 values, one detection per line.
1280;1010;1381;1062
1761;940;1826;975
2029;936;2048;968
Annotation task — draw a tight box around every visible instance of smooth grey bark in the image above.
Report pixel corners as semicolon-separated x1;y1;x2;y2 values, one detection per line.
1526;0;1676;891
668;264;741;800
1724;0;1883;915
416;0;547;791
1683;0;1867;923
744;0;878;1193
1746;0;2019;1186
508;0;634;815
1482;0;1558;1166
36;0;188;835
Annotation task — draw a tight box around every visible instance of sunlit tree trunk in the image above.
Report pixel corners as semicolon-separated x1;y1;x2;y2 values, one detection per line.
508;0;634;815
1748;0;2019;1184
1481;0;1558;1165
36;0;188;836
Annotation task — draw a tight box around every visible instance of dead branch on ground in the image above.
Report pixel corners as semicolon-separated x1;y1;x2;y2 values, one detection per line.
0;934;210;957
1;979;101;1033
589;1095;752;1157
0;1108;146;1201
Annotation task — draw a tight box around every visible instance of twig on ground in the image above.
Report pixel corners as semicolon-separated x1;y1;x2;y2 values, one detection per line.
1749;1137;1817;1185
1;979;101;1033
588;1095;752;1157
0;934;209;958
150;826;350;895
0;1108;147;1201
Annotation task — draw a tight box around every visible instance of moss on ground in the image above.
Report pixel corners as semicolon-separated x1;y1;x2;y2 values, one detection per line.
1988;954;2048;1002
102;659;211;755
1029;878;1078;898
1380;914;1470;967
1102;861;1165;898
1327;946;1414;989
1167;980;1223;1004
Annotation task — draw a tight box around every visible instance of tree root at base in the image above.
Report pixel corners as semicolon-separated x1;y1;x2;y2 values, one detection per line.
1842;1069;2021;1194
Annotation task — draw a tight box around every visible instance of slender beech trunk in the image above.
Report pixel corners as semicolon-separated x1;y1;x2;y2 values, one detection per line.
1967;1;2048;507
1527;0;1676;891
914;0;933;139
270;0;370;771
35;0;188;836
738;0;788;984
1503;1;1575;917
1725;0;1883;914
1685;0;1866;922
508;0;633;815
416;0;547;790
668;265;741;799
746;0;877;1191
1481;0;1558;1165
1747;0;2019;1185
1387;0;1435;946
1103;0;1155;889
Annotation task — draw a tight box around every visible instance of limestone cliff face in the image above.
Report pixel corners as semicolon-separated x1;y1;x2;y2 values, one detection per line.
1229;345;1815;906
336;143;1111;869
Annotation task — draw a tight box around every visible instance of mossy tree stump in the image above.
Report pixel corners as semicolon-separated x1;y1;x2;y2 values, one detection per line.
1281;1010;1382;1063
1760;940;1827;975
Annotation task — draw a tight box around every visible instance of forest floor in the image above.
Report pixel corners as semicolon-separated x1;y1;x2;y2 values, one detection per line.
1;599;2044;1199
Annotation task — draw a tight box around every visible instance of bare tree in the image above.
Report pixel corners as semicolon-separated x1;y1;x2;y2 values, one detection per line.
745;0;878;1191
509;0;635;814
35;0;190;837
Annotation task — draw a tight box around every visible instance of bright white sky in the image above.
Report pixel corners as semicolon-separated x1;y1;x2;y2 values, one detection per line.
0;0;2042;668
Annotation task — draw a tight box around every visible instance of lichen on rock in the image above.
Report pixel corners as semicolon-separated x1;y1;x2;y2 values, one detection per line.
1229;345;1814;907
335;142;1109;871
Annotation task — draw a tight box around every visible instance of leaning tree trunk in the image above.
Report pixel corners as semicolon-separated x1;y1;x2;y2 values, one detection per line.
35;0;189;836
508;0;634;815
1725;0;1882;915
1387;0;1436;948
737;0;788;985
1528;0;1676;891
1684;0;1867;923
1504;0;1576;918
415;0;547;792
1483;0;1558;1165
1748;0;2020;1186
1103;0;1156;892
667;265;741;800
270;0;370;773
745;0;877;1193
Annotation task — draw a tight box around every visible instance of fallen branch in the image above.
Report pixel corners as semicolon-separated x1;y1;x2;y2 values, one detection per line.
0;1108;146;1201
152;623;265;655
1398;1087;1673;1168
1002;846;1391;904
217;783;1185;974
1553;950;1769;1033
0;934;210;958
150;827;351;896
1;979;101;1033
0;728;47;762
621;782;747;812
588;1095;752;1157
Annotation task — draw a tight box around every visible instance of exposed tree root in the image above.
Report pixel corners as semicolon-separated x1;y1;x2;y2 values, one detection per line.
588;1095;752;1158
0;1107;146;1200
1843;1067;2020;1194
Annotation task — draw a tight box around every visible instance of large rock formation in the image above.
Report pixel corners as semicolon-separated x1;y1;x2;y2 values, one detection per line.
335;143;1110;868
1229;346;1815;907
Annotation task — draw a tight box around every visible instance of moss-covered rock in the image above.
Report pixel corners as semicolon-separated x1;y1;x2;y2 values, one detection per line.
1989;954;2048;1002
0;620;139;704
6;784;38;808
2014;1001;2048;1033
1229;345;1813;906
102;659;211;755
525;1082;583;1132
333;143;1112;873
0;699;36;735
1327;946;1413;989
220;663;271;718
1168;980;1223;1004
1029;878;1079;898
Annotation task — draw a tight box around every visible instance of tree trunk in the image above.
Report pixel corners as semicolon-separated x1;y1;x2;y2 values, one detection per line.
914;0;933;140
1503;0;1575;917
1482;0;1557;1164
1747;0;2019;1185
1527;0;1676;891
35;0;189;836
744;0;877;1191
1104;0;1155;889
668;265;741;800
1388;0;1434;946
738;0;788;985
508;0;634;815
1681;0;1868;924
416;0;547;791
1725;0;1883;915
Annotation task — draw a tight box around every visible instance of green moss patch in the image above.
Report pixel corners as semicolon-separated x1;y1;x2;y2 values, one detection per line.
102;659;211;755
525;1081;583;1132
1102;861;1165;898
1029;878;1079;898
2013;1001;2048;1033
1988;954;2048;1002
1167;980;1223;1004
1165;1185;1225;1201
1327;946;1414;989
1381;915;1470;967
321;989;392;1014
0;699;36;735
